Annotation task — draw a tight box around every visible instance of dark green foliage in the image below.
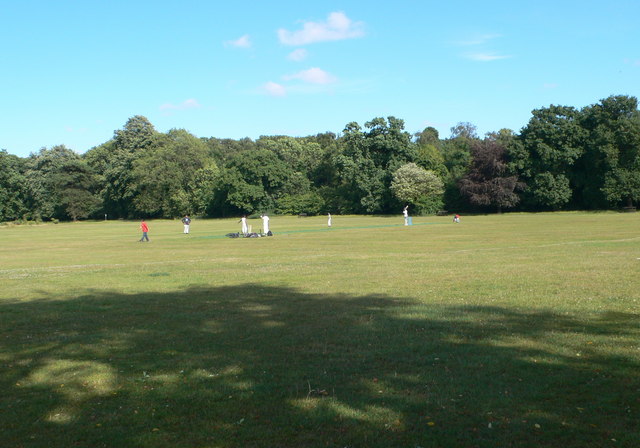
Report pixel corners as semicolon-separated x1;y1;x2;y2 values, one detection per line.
3;97;640;222
213;149;296;216
517;105;585;209
334;117;415;213
275;192;325;215
25;145;101;221
85;116;160;219
130;129;210;217
0;150;28;221
580;95;640;208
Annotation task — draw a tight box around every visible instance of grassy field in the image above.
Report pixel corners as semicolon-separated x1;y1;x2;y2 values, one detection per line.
0;213;638;447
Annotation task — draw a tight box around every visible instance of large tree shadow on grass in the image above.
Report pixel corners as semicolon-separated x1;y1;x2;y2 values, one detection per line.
1;285;638;448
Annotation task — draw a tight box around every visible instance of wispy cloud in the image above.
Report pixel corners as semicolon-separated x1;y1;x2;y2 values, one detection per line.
263;82;287;97
225;34;251;48
283;67;337;84
160;99;201;113
543;83;559;89
278;11;364;46
288;48;308;61
456;33;510;62
464;52;511;62
457;33;502;46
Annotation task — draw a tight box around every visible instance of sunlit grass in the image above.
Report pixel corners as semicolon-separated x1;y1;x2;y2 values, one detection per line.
1;212;639;447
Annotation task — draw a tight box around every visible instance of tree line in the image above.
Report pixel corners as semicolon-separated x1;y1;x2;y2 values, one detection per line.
1;94;639;222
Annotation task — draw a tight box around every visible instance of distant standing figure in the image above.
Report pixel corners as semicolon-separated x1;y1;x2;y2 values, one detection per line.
403;205;409;226
261;214;270;234
453;214;460;223
239;215;248;234
327;213;332;227
182;215;191;234
139;219;150;242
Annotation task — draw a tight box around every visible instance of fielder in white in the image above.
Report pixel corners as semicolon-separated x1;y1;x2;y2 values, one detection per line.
239;216;248;234
261;214;270;234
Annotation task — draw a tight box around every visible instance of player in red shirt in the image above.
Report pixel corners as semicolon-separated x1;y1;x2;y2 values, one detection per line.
139;220;150;242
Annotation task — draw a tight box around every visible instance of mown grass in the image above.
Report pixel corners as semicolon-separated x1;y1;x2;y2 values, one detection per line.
0;213;638;447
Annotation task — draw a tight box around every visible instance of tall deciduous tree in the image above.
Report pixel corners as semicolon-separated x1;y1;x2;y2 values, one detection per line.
213;149;295;215
26;145;100;220
130;129;210;217
440;122;478;212
580;95;640;208
517;105;585;209
459;138;523;212
0;149;28;221
86;116;159;218
336;117;414;213
391;163;444;214
414;127;448;179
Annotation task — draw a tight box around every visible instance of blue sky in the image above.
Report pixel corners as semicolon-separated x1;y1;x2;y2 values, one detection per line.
2;0;639;157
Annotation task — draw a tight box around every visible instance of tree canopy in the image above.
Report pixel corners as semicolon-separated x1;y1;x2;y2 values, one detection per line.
2;94;639;222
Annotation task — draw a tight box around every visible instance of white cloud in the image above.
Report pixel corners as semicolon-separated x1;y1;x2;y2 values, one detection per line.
288;48;308;61
464;52;511;62
278;11;364;45
457;33;502;46
283;67;337;84
225;34;251;48
160;99;201;112
456;33;510;62
263;82;287;96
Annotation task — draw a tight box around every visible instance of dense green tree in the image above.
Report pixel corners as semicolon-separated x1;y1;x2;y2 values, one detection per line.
203;137;256;163
4;96;639;223
363;116;414;170
335;117;414;213
530;172;572;209
114;115;157;152
257;136;323;176
25;145;100;220
414;143;448;180
191;162;221;216
517;105;585;209
0;150;28;221
85;116;159;218
414;126;440;147
213;149;295;216
130;129;210;217
580;95;640;208
439;122;479;212
334;122;384;213
441;122;477;176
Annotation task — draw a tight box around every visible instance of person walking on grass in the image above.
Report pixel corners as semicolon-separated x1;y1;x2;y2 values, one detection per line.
139;219;150;242
403;205;409;226
182;215;191;234
328;212;332;227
